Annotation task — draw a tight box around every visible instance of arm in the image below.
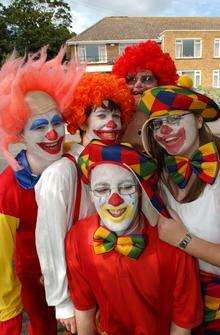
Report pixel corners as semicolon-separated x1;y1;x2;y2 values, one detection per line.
75;308;96;335
0;212;23;320
170;323;190;335
158;210;220;267
35;158;77;320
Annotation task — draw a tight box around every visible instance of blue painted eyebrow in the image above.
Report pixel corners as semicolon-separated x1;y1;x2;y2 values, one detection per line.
51;114;63;125
30;119;49;130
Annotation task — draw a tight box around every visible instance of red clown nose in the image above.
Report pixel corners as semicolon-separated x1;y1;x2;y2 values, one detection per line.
106;120;117;129
45;129;58;141
108;192;124;206
160;124;172;135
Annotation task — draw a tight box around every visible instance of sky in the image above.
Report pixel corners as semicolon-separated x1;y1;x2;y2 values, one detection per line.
2;0;220;34
68;0;220;34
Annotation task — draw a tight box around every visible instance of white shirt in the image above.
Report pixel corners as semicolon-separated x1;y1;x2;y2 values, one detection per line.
35;143;95;319
162;172;220;275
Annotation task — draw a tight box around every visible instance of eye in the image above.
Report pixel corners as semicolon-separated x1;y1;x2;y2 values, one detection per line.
168;116;181;124
93;187;110;196
119;184;136;195
33;125;46;130
126;75;136;84
113;113;120;119
97;114;106;119
53;121;63;127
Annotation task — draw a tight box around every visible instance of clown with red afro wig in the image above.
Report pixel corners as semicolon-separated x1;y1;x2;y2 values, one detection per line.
112;40;178;150
65;72;135;134
112;40;178;85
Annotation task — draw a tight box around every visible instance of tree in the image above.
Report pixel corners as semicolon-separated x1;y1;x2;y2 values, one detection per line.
0;0;73;63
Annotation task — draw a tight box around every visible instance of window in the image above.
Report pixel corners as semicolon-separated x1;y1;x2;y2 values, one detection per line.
118;43;135;54
78;44;107;63
213;70;220;88
178;70;201;87
176;39;202;58
214;39;220;58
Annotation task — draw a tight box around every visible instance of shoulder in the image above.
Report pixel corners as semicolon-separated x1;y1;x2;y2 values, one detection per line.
67;214;98;245
0;167;20;215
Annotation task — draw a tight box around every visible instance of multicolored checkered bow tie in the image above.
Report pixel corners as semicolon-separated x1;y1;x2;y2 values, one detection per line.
93;226;146;259
165;142;219;189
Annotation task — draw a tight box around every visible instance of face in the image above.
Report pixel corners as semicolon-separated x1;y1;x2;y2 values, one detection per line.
126;70;158;104
22;110;65;162
151;112;202;155
90;164;139;235
85;100;121;142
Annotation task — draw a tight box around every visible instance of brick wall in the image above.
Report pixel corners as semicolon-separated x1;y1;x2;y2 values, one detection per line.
163;31;220;87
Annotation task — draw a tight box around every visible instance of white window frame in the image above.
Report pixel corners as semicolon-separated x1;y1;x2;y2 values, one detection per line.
77;45;86;62
175;38;202;59
78;44;107;64
178;70;202;88
213;70;220;88
214;39;220;58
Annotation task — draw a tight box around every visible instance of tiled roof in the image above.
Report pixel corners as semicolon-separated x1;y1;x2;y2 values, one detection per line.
68;16;220;42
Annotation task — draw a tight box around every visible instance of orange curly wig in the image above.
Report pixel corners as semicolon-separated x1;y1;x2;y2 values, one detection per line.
0;46;84;170
112;40;178;85
66;73;135;134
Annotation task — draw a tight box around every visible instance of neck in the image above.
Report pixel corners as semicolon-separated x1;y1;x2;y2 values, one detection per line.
82;133;90;147
26;151;53;175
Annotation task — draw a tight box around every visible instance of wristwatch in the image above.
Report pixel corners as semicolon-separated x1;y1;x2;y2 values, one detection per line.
178;232;192;250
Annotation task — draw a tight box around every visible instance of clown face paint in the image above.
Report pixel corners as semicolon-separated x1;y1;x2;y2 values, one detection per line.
153;113;202;156
85;100;121;142
126;70;158;104
90;164;139;235
22;110;65;163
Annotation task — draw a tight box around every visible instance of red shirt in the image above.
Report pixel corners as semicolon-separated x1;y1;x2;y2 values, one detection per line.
66;214;203;335
0;166;40;277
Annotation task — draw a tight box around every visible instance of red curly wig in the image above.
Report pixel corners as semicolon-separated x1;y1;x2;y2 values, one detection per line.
66;73;135;134
112;40;178;85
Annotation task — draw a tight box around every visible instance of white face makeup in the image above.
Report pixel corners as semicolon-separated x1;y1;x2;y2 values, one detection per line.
90;164;139;235
85;100;121;142
22;110;65;163
152;112;202;156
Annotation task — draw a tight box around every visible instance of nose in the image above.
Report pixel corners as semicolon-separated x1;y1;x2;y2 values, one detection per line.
108;193;124;206
160;124;172;135
106;120;117;129
134;79;142;89
45;129;58;141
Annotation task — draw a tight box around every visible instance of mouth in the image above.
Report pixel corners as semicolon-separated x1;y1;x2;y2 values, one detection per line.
107;208;126;218
37;136;64;154
156;128;186;154
94;130;120;141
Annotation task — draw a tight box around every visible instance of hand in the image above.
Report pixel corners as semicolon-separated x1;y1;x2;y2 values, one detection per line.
158;209;188;247
59;316;76;334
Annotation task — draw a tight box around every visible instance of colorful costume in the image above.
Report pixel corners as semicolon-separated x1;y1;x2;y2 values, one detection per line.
66;140;203;334
35;73;135;319
66;213;202;335
140;85;220;334
0;48;83;334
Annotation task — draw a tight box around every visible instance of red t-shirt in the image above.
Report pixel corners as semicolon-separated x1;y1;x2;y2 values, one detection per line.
66;214;202;335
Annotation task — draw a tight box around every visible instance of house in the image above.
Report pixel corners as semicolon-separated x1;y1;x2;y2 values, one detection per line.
66;16;220;88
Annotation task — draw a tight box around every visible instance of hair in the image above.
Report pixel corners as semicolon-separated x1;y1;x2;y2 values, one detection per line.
146;119;220;202
0;46;84;170
112;40;178;85
65;73;135;134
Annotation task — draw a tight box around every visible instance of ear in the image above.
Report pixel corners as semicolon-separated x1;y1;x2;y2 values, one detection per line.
80;123;87;132
196;115;204;129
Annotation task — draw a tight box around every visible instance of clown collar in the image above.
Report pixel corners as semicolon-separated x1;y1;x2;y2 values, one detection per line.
15;150;40;189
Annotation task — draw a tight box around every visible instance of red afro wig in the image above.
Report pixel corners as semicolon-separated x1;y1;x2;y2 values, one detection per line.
66;73;135;134
112;40;178;85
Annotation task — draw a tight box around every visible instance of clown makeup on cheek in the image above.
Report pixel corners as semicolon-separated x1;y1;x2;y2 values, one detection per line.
85;100;121;142
22;110;65;163
153;113;201;156
90;164;139;235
